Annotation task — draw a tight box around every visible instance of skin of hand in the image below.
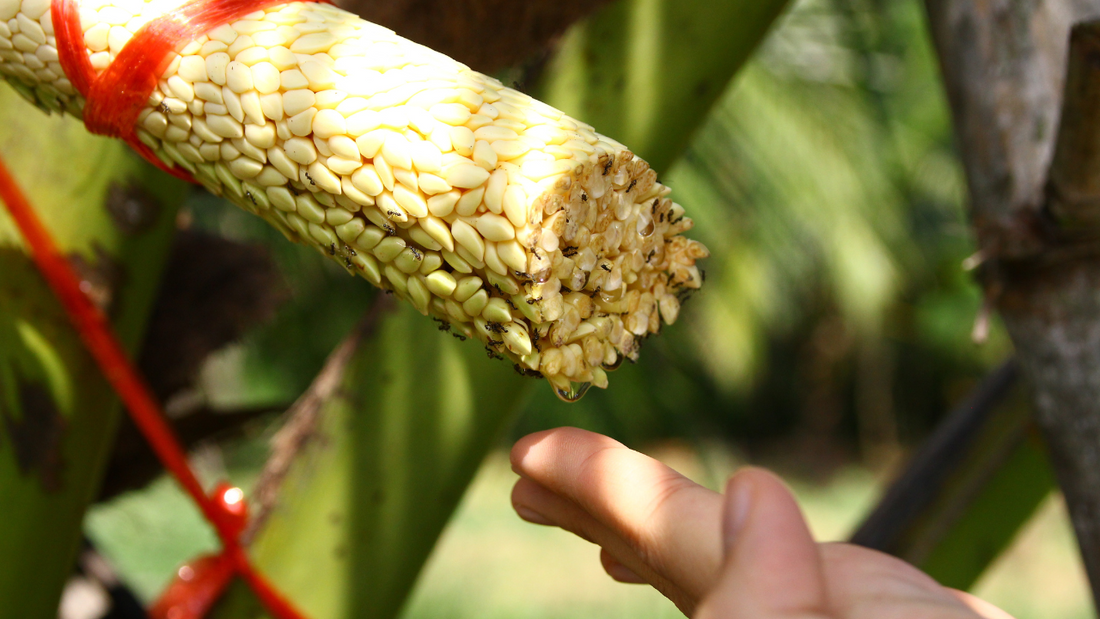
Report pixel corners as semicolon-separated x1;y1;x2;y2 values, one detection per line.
510;427;1016;619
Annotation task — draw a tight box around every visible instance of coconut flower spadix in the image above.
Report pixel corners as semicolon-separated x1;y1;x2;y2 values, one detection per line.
0;0;708;400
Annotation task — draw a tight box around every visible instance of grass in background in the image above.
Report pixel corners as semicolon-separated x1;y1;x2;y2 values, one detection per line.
973;496;1092;619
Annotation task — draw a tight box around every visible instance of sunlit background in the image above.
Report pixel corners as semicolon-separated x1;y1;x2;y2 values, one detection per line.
83;0;1090;617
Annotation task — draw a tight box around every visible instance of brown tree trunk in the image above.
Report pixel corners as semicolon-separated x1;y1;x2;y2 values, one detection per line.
925;0;1100;602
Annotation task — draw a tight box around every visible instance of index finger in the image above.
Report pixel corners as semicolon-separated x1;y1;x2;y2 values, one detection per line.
510;427;724;601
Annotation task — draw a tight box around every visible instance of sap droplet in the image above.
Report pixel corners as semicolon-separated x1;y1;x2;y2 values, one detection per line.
555;382;592;403
602;353;625;372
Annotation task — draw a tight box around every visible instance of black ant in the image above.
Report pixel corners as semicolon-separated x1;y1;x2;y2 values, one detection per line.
677;288;697;303
513;365;543;378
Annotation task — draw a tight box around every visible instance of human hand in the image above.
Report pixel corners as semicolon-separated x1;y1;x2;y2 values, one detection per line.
510;427;1014;619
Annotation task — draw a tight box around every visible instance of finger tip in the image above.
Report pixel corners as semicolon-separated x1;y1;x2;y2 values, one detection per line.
510;429;556;472
514;505;555;526
722;467;811;558
726;468;797;511
599;548;648;584
949;589;1018;619
510;479;557;526
509;476;536;504
510;427;612;474
729;466;780;485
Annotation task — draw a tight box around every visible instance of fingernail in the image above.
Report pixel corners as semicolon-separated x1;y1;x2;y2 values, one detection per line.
722;474;754;554
515;505;555;526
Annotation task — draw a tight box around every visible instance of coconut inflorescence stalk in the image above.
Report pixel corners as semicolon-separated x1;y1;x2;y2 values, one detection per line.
0;0;708;399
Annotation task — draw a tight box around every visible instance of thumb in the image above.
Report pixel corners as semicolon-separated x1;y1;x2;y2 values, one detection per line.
694;468;831;619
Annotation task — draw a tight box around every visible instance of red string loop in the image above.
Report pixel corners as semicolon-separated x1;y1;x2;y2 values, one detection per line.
52;0;291;182
148;554;237;619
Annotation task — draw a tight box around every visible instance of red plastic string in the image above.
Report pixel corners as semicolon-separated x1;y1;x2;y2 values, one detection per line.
148;553;237;619
0;156;308;619
148;484;250;619
33;0;350;614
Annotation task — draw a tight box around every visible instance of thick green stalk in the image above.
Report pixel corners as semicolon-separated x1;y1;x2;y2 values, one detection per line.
537;0;791;172
0;87;183;618
918;432;1054;588
851;362;1055;589
213;304;529;619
